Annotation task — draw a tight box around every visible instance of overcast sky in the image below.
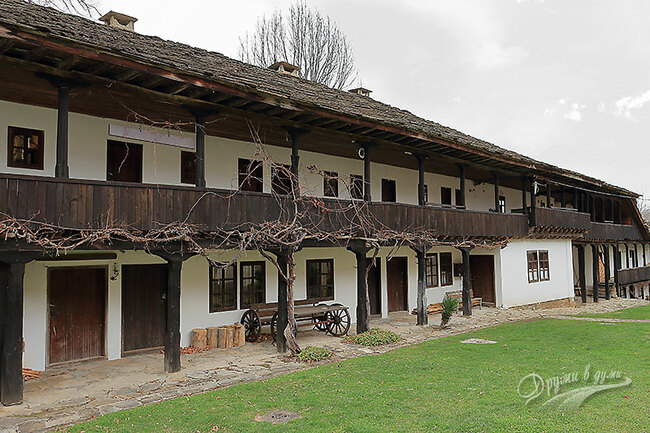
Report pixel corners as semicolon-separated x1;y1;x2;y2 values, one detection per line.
95;0;650;200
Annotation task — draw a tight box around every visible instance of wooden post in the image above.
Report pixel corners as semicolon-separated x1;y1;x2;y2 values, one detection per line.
529;177;537;226
417;155;425;206
55;85;70;178
411;245;428;326
362;143;372;203
609;199;614;222
560;185;566;208
284;127;304;196
206;327;219;348
194;115;206;188
592;244;599;303
191;328;208;349
578;245;587;303
613;244;620;296
274;251;289;353
347;241;371;334
165;260;182;372
617;201;622;224
459;247;473;316
492;172;499;211
603;245;611;300
546;182;552;208
521;176;527;210
458;164;466;208
600;197;606;223
0;262;25;406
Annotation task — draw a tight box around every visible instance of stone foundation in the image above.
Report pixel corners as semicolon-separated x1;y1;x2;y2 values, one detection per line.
510;297;576;310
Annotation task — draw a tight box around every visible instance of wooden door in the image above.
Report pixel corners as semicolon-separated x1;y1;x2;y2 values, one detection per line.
366;259;381;315
387;257;408;312
122;264;167;353
48;267;106;364
470;255;495;304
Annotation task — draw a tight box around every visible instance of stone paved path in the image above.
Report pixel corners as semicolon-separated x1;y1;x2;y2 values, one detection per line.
0;298;647;433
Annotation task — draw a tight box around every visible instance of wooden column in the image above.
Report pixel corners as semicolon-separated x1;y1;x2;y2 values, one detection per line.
560;185;566;208
165;260;182;373
348;241;371;334
592;244;599;303
362;144;372;203
613;244;620;296
589;195;595;221
609;199;614;222
274;251;289;353
521;176;527;210
411;245;428;326
417;155;426;206
0;262;25;406
55;85;70;178
529;177;537;226
546;183;552;208
600;197;606;223
284;127;306;196
603;245;611;300
194;115;206;188
493;172;500;212
458;164;466;208
578;245;587;303
459;247;473;316
617;201;622;224
573;188;578;210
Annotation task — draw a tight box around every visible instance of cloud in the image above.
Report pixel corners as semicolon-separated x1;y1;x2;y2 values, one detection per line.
544;98;585;122
476;41;529;70
516;0;546;3
613;90;650;120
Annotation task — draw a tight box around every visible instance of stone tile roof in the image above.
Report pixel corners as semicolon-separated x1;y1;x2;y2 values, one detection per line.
0;0;637;196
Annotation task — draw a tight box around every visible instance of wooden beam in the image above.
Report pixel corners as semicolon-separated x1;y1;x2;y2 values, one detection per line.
56;55;80;71
34;252;117;261
24;46;46;62
114;69;142;83
0;262;25;406
0;40;17;55
55;85;70;178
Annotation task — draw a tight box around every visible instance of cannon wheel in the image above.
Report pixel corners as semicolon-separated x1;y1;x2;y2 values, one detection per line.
270;312;278;342
326;303;351;337
240;309;261;342
313;303;329;332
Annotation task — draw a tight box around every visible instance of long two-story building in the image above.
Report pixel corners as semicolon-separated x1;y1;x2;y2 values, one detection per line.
0;0;649;406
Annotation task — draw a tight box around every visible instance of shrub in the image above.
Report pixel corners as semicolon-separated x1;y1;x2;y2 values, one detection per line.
343;328;400;346
294;346;333;362
441;296;459;327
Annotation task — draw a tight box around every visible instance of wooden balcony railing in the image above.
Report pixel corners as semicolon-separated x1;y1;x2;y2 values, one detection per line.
585;222;644;241
618;266;650;285
530;207;592;231
0;174;530;240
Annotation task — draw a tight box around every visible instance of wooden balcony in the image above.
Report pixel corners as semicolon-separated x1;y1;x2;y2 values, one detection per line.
585;222;644;241
531;207;592;231
0;174;529;243
618;266;650;285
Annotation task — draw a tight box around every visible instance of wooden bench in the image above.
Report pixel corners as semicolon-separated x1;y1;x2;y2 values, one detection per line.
240;299;350;342
445;290;482;312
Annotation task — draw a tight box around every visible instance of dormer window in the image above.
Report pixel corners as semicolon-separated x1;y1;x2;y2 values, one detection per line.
7;126;44;170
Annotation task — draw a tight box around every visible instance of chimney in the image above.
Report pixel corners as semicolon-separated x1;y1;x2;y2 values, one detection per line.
268;61;301;77
349;87;372;97
99;11;138;32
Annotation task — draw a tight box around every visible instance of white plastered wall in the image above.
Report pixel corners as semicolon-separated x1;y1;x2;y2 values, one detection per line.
498;239;574;308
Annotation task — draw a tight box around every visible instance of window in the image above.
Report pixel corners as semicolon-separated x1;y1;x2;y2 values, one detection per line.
7;126;44;170
441;187;452;206
209;264;237;312
527;251;539;283
107;140;142;183
538;250;550;281
271;164;292;195
425;254;438;288
350;174;364;200
455;188;463;207
324;171;339;197
527;250;550;283
180;151;196;184
381;179;396;202
498;196;506;213
306;259;334;300
238;158;263;192
240;262;265;307
440;252;453;286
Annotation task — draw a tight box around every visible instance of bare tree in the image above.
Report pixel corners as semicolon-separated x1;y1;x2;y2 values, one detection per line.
27;0;100;17
239;1;358;90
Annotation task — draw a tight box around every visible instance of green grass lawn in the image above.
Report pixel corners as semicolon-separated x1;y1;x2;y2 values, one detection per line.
68;319;650;433
579;304;650;320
